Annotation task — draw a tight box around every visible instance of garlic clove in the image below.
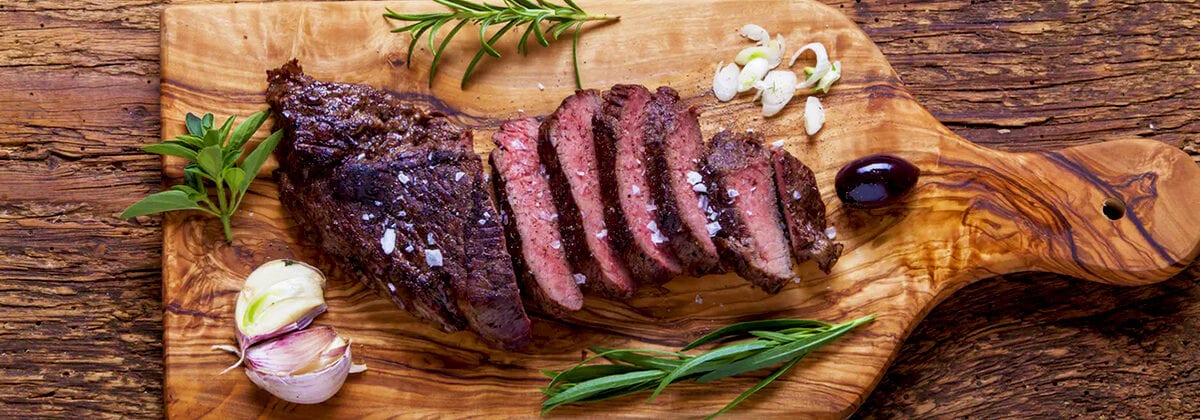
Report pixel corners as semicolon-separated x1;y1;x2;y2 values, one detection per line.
738;24;770;45
805;96;825;135
713;61;740;102
235;259;328;350
790;42;831;89
736;57;771;93
243;326;364;404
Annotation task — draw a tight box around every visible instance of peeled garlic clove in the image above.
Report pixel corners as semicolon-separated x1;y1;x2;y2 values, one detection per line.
790;42;831;89
738;24;770;45
235;259;328;350
737;57;771;93
243;326;365;404
759;70;798;117
805;96;826;135
713;61;740;102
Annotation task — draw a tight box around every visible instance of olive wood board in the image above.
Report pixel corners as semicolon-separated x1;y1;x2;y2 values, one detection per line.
159;0;1200;418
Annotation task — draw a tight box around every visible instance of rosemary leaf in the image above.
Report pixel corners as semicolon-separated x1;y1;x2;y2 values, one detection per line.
384;0;618;89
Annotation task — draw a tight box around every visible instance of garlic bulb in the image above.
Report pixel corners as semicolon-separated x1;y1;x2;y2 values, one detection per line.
234;259;327;350
243;326;367;404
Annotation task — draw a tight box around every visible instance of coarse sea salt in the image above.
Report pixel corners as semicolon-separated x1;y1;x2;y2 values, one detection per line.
380;228;396;255
573;273;587;284
425;249;443;267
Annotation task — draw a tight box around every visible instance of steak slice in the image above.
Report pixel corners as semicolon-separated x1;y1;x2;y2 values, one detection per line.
267;60;531;348
644;87;721;275
490;118;584;315
594;85;682;283
539;90;636;297
704;131;796;293
772;149;843;273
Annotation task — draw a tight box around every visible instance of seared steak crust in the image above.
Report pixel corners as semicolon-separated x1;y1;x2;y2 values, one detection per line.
267;60;531;348
772;149;843;273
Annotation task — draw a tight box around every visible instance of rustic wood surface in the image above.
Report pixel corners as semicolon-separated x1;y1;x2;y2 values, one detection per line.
1;0;1197;418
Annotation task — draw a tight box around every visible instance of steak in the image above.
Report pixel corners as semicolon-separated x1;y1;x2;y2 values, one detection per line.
644;87;722;275
539;90;637;297
704;131;796;292
594;85;682;283
490;118;584;315
266;60;531;349
772;149;843;273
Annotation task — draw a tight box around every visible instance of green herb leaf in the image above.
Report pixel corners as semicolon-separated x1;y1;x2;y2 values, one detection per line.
683;319;831;351
170;185;206;202
239;130;283;191
222;167;246;195
542;370;666;413
119;190;207;218
648;340;773;403
215;115;236;148
696;316;874;383
185;113;203;136
385;0;618;89
142;142;198;161
704;356;803;419
227;109;270;152
545;364;643;389
196;145;224;179
201;113;214;131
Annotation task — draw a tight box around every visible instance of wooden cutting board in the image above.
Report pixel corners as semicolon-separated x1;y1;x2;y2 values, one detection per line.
159;1;1200;417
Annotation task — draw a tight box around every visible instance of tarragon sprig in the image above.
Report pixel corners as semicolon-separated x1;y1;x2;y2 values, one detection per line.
120;111;282;242
384;0;619;89
540;314;875;418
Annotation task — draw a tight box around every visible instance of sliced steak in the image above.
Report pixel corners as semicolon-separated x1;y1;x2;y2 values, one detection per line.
703;131;796;292
539;90;637;297
267;60;531;348
772;149;843;273
490;118;584;315
644;87;722;275
594;85;682;283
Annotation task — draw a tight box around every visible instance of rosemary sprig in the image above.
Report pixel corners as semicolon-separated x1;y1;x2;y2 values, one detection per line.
383;0;619;89
120;111;282;242
540;314;875;418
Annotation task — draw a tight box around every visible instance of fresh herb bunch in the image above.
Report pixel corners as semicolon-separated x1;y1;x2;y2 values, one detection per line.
541;314;875;418
384;0;619;89
120;111;283;242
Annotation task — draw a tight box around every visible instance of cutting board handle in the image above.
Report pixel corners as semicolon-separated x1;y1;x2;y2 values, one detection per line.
952;138;1200;287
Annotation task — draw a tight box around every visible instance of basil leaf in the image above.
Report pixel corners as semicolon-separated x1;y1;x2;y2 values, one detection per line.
228;109;269;152
222;149;243;170
202;125;223;147
196;145;224;179
170;185;206;202
185;113;203;136
239;130;282;190
142;142;198;161
120;190;203;218
173;134;205;149
222;167;246;193
215;115;236;148
201;113;214;131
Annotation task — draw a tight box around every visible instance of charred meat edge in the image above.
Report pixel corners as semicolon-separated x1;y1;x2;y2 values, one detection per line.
772;149;843;273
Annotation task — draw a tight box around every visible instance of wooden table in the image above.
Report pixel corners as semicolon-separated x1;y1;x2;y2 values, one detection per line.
1;0;1196;417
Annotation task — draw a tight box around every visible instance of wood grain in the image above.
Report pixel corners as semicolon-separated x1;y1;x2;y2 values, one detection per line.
2;0;1198;418
157;1;1200;418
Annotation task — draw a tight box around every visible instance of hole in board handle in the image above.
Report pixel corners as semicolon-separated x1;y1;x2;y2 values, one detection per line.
1102;198;1126;221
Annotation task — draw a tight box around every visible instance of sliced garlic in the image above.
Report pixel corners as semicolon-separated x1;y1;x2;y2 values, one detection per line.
738;24;770;45
756;70;798;117
814;61;842;94
790;42;831;89
737;57;770;93
805;96;825;135
243;326;366;404
234;259;328;350
713;61;740;102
